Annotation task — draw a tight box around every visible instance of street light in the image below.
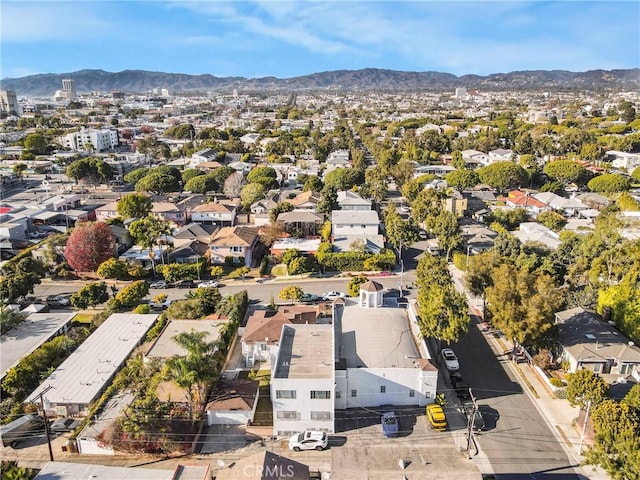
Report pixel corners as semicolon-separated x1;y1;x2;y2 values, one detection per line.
465;245;472;271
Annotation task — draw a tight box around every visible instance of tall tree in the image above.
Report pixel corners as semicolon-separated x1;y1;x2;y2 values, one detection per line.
426;211;461;261
64;221;115;272
116;193;153;219
134;172;179;195
383;204;419;252
477;161;528;192
23;132;48;154
70;281;109;309
543;160;590;186
66;157;114;186
240;183;266;210
445;169;480;191
566;369;609;409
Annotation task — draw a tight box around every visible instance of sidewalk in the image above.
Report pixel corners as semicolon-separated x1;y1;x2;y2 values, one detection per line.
448;264;610;480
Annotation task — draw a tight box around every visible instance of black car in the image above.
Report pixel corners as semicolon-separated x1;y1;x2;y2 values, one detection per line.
454;380;472;401
299;293;322;304
173;279;195;289
50;417;80;432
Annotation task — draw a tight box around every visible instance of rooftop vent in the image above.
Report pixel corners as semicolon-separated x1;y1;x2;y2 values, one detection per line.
585;333;596;340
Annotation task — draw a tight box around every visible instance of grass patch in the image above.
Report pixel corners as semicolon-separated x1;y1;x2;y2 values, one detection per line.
72;313;94;324
271;264;288;277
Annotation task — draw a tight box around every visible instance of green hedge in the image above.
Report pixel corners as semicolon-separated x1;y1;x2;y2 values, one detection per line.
452;251;467;271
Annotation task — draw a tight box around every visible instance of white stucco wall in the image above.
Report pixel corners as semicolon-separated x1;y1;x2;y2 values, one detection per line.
344;367;436;408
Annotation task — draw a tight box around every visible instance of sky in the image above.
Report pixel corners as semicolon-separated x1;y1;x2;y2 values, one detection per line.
1;1;639;80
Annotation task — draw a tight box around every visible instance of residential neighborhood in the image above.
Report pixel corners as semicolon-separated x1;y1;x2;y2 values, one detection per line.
1;72;639;480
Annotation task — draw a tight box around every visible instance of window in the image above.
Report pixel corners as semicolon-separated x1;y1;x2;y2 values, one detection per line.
620;363;631;375
231;246;243;253
409;390;415;397
335;391;341;399
311;411;332;420
380;386;386;393
351;390;357;397
260;343;268;351
361;224;366;229
425;392;431;398
276;411;299;420
276;390;296;399
310;390;331;399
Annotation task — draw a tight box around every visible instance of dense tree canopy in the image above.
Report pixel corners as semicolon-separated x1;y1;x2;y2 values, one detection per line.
587;173;632;193
64;222;115;272
543;160;590;186
66;157;114;185
116;193;153;219
135;172;180;194
477;162;528;191
184;174;218;194
445;169;480;191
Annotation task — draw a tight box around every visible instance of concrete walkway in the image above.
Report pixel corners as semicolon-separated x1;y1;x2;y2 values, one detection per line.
448;264;610;480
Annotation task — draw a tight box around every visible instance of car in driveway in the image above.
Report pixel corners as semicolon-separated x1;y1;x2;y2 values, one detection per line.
462;402;485;431
288;431;328;451
426;404;447;431
149;298;172;310
322;291;346;300
197;280;219;288
50;417;80;432
173;279;195;289
149;280;168;289
441;348;460;371
381;411;399;437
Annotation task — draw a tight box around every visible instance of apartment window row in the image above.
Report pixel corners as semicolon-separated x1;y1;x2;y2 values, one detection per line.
276;411;300;420
351;388;416;397
310;390;331;399
311;411;332;420
276;390;296;399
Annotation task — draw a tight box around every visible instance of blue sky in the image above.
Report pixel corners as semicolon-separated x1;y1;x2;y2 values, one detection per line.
2;1;639;79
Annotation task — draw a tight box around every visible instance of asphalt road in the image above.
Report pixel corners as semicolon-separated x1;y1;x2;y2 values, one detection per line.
450;317;581;479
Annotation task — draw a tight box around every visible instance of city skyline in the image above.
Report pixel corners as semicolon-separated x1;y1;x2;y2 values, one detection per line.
2;1;639;80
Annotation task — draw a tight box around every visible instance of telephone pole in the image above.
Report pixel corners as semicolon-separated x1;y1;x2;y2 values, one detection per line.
465;387;479;459
37;385;54;461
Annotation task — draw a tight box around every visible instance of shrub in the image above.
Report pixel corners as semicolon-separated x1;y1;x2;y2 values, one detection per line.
549;377;566;388
347;275;369;297
134;304;151;314
259;256;270;276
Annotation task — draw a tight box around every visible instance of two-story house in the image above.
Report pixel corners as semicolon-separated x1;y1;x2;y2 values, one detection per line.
190;200;238;227
331;210;383;253
336;191;372;211
276;210;323;237
209;226;259;266
151;202;186;225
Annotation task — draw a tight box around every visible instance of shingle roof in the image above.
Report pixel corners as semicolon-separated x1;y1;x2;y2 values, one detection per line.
211;226;258;247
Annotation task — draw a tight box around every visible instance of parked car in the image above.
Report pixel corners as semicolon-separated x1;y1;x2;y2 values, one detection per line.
322;291;346;300
426;404;447;431
149;280;168;289
462;402;485;431
173;279;195;289
441;348;460;371
149;299;172;310
381;411;399;437
197;280;219;288
288;431;328;451
454;380;472;401
50;417;80;432
299;293;322;304
46;295;70;308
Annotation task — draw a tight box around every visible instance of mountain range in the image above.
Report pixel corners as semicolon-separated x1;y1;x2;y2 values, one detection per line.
2;68;639;97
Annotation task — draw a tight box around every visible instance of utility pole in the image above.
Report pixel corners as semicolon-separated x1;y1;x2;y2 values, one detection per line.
36;385;54;461
577;399;592;455
465;388;478;459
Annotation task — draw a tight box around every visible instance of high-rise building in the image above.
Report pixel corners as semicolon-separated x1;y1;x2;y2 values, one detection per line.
62;79;77;100
0;90;20;115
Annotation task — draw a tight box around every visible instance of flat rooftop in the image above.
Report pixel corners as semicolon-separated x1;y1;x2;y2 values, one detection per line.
1;312;76;379
339;305;420;368
26;314;158;406
274;324;333;379
34;461;210;480
146;319;225;359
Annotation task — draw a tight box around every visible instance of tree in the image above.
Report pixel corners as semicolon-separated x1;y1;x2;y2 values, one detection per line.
566;369;609;409
210;166;236;188
279;285;303;301
24;133;47;154
181;168;204;184
364;165;389;202
116;193;153;219
587;174;631;193
631;167;640;183
347;275;369;297
12;163;27;179
228;266;250;279
135;172;179;194
184;174;218;194
124;167;150;184
411;188;445;224
223;172;244;197
70;281;109;309
485;264;563;347
477;162;528;192
97;258;129;280
129;215;171;258
417;283;469;344
536;211;567;232
240;183;266;210
303;175;323;192
543;160;589;186
426;211;461;261
114;280;149;308
445;169;479;191
269;202;294;223
323;168;363;191
580;143;601;162
383;204;419;252
318;185;339;214
66;157;114;186
451;150;465;169
597;267;640;345
464;250;502;298
64;221;115;272
247;166;277;183
210;265;224;279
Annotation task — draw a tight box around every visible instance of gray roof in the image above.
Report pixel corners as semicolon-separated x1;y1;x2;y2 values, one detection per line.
34;461;209;480
337;190;371;206
146;320;225;359
274;324;333;379
340;305;420;368
276;210;323;223
1;313;76;379
332;235;384;253
331;209;379;224
556;307;640;365
26;314;158;405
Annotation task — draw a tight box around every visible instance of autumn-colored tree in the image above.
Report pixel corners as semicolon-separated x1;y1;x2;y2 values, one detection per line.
64;222;115;272
279;285;304;301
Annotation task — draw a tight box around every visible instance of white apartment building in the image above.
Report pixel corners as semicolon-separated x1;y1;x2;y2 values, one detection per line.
0;90;20;115
271;324;335;437
59;128;118;152
606;150;640;171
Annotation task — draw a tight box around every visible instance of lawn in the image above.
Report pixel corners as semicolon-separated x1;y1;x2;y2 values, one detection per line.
238;369;273;426
72;313;95;324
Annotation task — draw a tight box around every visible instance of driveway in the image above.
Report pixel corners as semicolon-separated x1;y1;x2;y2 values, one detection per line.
197;424;252;454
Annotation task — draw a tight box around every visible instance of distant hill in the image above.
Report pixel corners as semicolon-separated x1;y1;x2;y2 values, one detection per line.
2;68;639;97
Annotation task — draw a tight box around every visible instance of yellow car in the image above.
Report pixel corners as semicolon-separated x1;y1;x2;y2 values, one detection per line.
426;404;447;431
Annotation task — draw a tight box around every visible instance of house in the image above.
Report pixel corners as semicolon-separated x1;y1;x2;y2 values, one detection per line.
205;379;259;426
172;223;218;249
489;148;516;163
533;192;588;217
151;202;187;225
414;164;456;177
276;210;323;237
337;190;372;211
270;237;322;256
287;190;321;212
35;461;210;480
169;240;209;264
190;200;238;227
331;210;379;237
499;190;550;216
605;150;640;171
191;148;218;165
250;197;278;215
209;226;259;266
462;149;490;167
443;193;468;216
555;307;640;383
108;224;134;254
229;161;254;175
95;201;119;222
241;305;320;368
512;222;561;250
325;149;351;167
215;451;309;480
575;192;611;210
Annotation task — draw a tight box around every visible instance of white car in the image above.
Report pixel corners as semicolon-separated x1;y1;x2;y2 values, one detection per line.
149;299;172;310
288;431;328;451
322;291;346;300
197;280;219;288
149;280;168;289
441;348;460;371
